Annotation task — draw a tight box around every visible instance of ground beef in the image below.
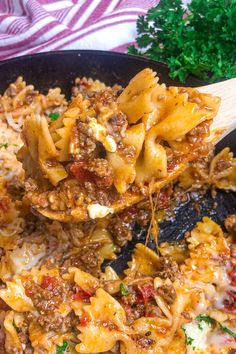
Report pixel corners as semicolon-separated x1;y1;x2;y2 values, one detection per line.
24;276;76;332
24;277;71;314
132;335;155;349
118;142;136;162
72;77;95;97
72;78;121;103
76;121;96;159
120;287;148;325
95;89;119;106
118;205;150;227
17;320;30;345
108;113;128;141
37;310;80;332
145;304;162;317
15;319;34;354
83;182;112;206
123;303;145;325
108;216;132;248
156;285;177;305
214;159;232;173
70;158;113;187
61;242;103;277
186;120;210;144
87;158;114;188
156;257;179;282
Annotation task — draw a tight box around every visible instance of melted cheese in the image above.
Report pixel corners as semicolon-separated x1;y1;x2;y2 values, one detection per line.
87;204;114;219
183;321;212;353
88;118;117;152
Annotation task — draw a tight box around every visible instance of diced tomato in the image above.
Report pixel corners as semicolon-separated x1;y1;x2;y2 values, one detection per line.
137;283;154;304
80;313;90;326
72;285;93;303
227;290;236;299
70;161;94;183
228;270;236;285
120;300;132;316
224;304;236;314
41;275;58;291
24;281;36;298
146;312;156;318
70;160;113;188
25;289;32;297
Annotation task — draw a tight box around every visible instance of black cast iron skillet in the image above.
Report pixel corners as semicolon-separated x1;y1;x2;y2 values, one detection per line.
0;50;235;273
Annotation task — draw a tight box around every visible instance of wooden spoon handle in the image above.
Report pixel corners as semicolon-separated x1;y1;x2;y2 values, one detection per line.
198;78;236;140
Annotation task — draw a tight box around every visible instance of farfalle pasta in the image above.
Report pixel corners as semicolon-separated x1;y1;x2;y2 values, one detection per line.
0;68;236;354
18;68;220;222
0;217;236;353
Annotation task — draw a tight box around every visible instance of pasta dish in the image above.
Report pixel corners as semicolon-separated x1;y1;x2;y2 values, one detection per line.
19;69;221;222
0;68;236;354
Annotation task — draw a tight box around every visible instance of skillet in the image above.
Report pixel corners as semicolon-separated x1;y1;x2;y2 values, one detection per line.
0;50;235;273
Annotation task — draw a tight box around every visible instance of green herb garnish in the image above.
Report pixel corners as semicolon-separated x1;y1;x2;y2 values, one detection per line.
219;323;236;338
196;314;236;339
128;0;236;83
56;341;68;354
186;336;194;346
182;325;195;348
196;314;214;325
0;143;8;149
198;323;203;331
120;283;129;296
49;112;60;121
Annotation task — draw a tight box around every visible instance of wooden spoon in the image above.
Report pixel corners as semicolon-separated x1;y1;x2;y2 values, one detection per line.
198;78;236;141
36;78;236;222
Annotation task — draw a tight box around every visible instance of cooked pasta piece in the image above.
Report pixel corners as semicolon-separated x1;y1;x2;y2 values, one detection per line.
0;217;235;353
18;69;220;222
0;70;235;354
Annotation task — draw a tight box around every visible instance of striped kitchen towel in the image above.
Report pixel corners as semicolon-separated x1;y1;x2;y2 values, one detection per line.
0;0;158;61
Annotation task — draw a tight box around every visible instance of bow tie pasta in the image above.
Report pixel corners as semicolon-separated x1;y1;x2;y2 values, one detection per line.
19;69;220;222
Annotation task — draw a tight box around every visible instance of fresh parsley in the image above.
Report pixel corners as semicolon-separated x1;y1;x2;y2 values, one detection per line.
219;323;236;338
182;326;195;348
56;341;68;354
196;314;214;325
128;0;236;83
0;143;8;149
197;323;203;331
120;282;129;296
186;336;194;346
196;314;236;339
49;112;60;121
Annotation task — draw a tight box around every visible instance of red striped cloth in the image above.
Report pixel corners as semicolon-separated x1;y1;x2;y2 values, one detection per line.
0;0;158;60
